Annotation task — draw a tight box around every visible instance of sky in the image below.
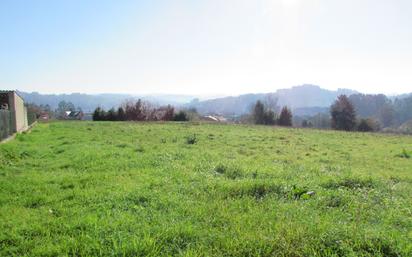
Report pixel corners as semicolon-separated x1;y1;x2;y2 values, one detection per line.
0;0;411;95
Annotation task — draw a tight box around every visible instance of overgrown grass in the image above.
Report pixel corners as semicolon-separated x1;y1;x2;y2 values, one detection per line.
0;121;411;256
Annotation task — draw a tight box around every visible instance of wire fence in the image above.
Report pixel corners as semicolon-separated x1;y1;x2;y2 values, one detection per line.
0;108;37;141
0;110;14;140
27;110;37;126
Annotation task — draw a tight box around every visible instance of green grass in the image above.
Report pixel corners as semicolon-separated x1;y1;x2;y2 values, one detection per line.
0;121;411;256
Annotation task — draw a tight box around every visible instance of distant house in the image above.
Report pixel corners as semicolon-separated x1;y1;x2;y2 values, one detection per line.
0;90;29;133
202;115;227;122
64;111;84;120
39;112;50;121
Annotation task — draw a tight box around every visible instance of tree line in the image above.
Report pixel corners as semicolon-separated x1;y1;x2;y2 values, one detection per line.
248;94;400;133
299;93;412;132
329;94;412;133
26;100;83;120
92;99;191;122
250;100;293;127
330;94;381;132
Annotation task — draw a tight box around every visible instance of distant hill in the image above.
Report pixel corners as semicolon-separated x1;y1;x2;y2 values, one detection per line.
293;107;329;117
390;92;412;100
187;85;358;115
187;93;268;116
19;85;410;118
18;92;132;112
18;92;201;112
276;85;357;108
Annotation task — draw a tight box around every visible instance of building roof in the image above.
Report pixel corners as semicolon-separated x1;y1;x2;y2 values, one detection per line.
67;111;83;117
0;90;25;102
203;115;227;122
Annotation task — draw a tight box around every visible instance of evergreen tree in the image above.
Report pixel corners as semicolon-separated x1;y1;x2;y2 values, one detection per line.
264;109;276;125
107;108;116;121
173;111;189;121
302;120;313;128
278;106;292;126
253;100;266;125
330;95;357;131
117;107;126;121
93;107;102;121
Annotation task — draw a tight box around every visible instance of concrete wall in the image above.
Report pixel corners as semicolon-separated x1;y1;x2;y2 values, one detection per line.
1;91;29;133
10;92;28;132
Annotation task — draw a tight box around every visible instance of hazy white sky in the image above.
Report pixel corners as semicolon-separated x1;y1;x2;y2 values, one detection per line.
1;0;411;95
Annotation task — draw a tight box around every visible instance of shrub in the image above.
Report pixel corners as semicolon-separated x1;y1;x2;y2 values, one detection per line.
226;182;284;200
135;145;144;153
323;194;346;208
174;111;189;121
322;177;375;190
301;120;313;128
213;164;244;179
395;149;410;159
214;164;227;174
289;185;309;200
185;134;197;144
357;118;379;132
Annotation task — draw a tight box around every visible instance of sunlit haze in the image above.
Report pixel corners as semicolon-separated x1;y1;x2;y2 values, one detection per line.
1;0;411;95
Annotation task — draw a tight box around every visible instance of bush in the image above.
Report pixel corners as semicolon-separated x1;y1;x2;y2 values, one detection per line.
322;177;376;190
226;182;284;200
185;134;197;144
174;111;189;121
357;118;379;132
301;120;313;128
395;149;410;159
213;164;244;179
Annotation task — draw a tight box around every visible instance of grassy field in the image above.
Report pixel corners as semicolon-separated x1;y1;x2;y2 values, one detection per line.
0;121;411;256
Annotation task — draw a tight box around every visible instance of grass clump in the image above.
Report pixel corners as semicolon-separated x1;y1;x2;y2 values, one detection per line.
321;194;347;208
135;145;145;152
224;181;284;200
322;176;376;190
214;164;244;179
24;196;46;209
185;134;197;144
116;143;129;148
288;185;314;200
395;149;410;159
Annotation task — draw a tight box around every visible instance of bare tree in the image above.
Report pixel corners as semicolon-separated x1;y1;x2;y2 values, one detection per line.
264;94;279;112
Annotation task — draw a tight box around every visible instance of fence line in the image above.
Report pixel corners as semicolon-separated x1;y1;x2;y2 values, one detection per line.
0;108;37;141
27;110;37;126
0;110;13;140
